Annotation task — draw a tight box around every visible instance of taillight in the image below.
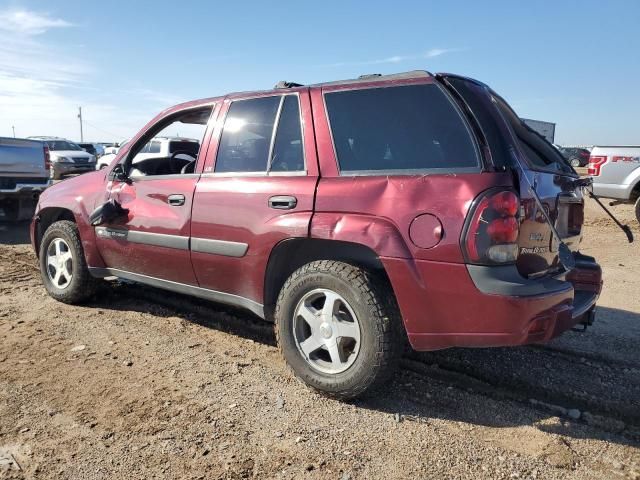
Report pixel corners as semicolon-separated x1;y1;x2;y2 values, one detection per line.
587;155;607;176
43;145;51;170
463;189;521;265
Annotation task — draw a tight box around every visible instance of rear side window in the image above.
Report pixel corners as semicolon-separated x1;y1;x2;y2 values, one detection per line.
270;95;304;172
324;84;479;173
215;96;280;173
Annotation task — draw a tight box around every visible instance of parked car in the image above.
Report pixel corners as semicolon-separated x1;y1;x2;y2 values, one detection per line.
589;146;640;223
102;141;127;156
28;137;96;180
96;137;198;170
30;71;602;399
78;142;105;158
0;137;51;221
555;145;591;167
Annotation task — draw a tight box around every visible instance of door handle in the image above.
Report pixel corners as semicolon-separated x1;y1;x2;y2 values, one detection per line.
168;194;185;206
268;195;297;210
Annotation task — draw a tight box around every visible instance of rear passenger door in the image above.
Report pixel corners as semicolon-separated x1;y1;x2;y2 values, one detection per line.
190;91;318;311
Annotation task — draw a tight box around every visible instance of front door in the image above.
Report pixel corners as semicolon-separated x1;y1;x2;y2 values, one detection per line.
95;105;217;285
190;91;319;307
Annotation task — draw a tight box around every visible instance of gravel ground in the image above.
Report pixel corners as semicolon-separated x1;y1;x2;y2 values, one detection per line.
0;198;638;479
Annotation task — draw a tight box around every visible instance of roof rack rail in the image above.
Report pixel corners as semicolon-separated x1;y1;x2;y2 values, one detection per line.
358;73;382;79
274;81;304;89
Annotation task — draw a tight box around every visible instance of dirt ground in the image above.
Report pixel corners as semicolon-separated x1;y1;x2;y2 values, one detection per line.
0;198;638;480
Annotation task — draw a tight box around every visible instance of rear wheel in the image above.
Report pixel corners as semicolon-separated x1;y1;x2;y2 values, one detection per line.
570;157;581;167
635;196;640;225
39;220;99;303
275;260;402;399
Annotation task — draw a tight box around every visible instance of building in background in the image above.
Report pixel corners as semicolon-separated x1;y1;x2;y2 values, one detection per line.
521;118;556;143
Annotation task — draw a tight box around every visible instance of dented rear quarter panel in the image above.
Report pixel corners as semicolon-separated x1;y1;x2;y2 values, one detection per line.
311;174;513;262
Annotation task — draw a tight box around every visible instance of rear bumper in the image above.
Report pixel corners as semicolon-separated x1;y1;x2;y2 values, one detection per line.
382;254;602;351
0;179;51;195
591;181;633;201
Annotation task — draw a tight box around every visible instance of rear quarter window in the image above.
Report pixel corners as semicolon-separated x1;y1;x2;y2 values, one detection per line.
324;84;479;174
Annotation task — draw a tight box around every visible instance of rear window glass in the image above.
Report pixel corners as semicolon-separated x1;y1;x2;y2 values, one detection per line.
324;84;479;173
493;96;573;174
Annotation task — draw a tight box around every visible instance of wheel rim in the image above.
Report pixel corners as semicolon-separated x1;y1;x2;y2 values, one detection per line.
293;288;361;374
46;238;73;289
571;159;580;167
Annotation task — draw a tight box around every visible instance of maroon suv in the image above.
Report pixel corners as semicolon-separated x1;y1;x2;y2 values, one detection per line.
31;71;602;398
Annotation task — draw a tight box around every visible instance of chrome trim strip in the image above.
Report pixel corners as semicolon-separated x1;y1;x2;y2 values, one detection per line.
191;237;248;257
88;267;265;318
95;227;189;250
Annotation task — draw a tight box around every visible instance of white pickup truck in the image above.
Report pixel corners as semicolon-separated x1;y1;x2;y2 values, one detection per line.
0;137;51;221
589;146;640;223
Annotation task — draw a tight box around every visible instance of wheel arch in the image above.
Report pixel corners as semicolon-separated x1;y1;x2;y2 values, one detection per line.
34;207;76;257
263;238;394;316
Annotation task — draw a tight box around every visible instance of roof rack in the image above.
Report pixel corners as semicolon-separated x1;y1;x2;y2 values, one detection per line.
274;81;304;89
310;70;432;87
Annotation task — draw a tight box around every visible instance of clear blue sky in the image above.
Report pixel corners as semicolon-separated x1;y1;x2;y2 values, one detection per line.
0;0;638;145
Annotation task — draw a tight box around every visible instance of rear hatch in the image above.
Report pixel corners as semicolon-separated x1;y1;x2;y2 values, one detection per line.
441;76;584;278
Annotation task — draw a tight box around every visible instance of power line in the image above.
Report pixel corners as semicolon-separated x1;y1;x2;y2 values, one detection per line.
80;119;128;140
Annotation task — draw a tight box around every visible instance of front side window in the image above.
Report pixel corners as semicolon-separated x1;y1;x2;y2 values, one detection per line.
324;84;479;173
125;107;211;177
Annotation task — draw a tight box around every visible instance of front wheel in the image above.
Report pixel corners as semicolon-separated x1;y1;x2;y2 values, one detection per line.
275;260;402;399
39;220;99;304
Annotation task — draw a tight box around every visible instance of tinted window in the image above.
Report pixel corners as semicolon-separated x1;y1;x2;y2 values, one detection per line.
216;96;280;172
324;84;478;173
270;96;304;172
169;140;199;156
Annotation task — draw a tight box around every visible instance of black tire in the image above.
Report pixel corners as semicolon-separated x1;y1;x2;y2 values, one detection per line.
635;197;640;225
275;260;402;399
39;220;99;304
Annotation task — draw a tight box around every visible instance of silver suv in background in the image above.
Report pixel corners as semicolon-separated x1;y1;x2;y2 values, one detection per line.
589;145;640;223
28;137;95;180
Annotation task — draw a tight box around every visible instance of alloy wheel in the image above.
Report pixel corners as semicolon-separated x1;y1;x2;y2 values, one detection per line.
293;288;361;374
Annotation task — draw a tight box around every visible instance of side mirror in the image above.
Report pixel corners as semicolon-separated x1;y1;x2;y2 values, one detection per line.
89;199;129;226
108;164;130;183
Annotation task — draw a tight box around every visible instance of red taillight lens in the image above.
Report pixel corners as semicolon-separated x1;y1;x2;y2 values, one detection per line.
490;191;519;217
487;217;519;243
463;190;520;265
587;155;607;176
43;145;51;170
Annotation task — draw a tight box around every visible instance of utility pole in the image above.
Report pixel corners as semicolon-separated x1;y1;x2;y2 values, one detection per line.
11;126;15;138
77;106;84;142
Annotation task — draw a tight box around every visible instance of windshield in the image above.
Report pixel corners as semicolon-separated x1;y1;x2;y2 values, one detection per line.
46;140;83;151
